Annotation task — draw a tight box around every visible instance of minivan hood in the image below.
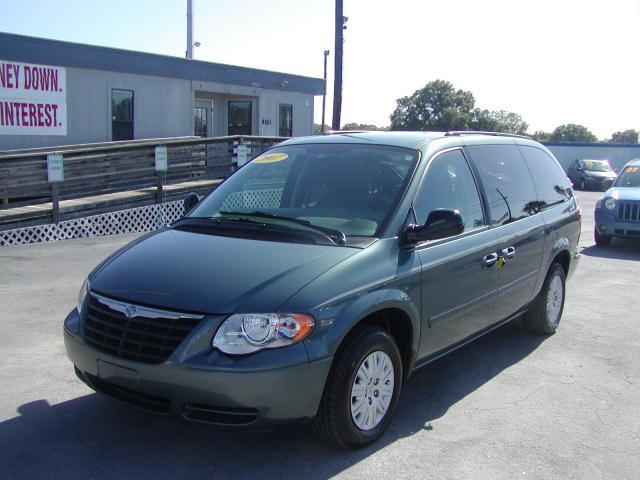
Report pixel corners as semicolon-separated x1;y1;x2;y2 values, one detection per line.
90;229;359;314
606;187;640;201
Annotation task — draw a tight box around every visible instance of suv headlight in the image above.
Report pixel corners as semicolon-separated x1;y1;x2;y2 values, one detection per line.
213;313;315;355
77;278;90;313
604;197;616;210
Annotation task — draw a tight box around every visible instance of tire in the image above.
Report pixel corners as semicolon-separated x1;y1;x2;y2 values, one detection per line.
523;263;566;335
580;178;586;190
312;324;403;448
594;228;612;246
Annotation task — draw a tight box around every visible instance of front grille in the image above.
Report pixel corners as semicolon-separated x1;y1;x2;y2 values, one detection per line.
83;295;203;364
182;403;259;425
617;201;640;223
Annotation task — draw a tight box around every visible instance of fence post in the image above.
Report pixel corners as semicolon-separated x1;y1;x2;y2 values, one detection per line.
47;152;64;224
51;183;60;223
155;145;168;204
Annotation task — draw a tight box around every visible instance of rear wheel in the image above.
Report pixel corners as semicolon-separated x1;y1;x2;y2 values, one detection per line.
523;263;566;335
312;324;402;448
594;228;612;246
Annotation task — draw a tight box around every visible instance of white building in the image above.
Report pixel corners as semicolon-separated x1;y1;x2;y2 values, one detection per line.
0;32;324;151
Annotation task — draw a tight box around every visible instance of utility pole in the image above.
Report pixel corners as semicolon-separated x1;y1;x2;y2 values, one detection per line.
186;0;194;59
332;0;346;130
321;50;330;133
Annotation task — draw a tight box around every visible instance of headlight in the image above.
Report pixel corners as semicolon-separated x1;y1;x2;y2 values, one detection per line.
213;313;315;355
77;278;90;313
604;197;616;210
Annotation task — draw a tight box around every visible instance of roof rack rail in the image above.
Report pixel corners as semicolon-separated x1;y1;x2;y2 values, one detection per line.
322;130;368;135
444;130;531;139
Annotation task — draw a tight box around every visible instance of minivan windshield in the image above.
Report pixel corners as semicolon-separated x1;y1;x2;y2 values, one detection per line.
615;166;640;187
187;144;419;240
582;160;613;172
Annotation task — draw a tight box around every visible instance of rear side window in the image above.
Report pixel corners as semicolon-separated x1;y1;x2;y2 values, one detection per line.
519;146;571;209
413;149;485;230
467;145;538;226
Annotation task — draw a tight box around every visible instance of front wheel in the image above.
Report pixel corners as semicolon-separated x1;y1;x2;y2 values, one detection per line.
523;263;566;335
312;324;402;448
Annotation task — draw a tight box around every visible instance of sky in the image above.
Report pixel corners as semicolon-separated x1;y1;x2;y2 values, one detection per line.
1;0;639;139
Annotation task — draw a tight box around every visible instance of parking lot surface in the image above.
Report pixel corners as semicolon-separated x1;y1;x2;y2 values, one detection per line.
1;190;638;480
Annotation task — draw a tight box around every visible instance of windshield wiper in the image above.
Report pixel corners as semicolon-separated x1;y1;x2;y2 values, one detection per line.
219;210;347;245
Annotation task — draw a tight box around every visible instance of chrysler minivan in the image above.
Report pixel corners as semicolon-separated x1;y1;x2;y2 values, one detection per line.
64;131;581;448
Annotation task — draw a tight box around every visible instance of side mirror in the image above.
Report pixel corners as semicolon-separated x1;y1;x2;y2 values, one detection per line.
402;209;464;246
183;192;201;213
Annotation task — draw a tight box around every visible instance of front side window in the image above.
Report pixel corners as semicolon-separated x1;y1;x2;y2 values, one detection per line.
413;149;485;231
467;144;538;225
279;104;293;137
520;146;571;209
189;144;419;238
111;89;133;141
616;165;640;187
228;101;252;135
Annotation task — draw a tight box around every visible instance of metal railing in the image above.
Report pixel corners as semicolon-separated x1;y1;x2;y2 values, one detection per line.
0;135;286;229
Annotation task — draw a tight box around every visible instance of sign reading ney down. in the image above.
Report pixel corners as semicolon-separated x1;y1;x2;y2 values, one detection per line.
0;60;67;136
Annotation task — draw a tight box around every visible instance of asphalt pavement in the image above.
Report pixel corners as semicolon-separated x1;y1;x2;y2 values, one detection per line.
0;190;638;480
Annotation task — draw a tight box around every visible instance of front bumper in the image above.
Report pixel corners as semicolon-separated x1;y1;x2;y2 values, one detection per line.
582;176;614;190
64;309;332;429
594;209;640;239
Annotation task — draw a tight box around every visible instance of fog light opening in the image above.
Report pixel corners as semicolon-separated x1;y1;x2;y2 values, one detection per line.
599;224;608;232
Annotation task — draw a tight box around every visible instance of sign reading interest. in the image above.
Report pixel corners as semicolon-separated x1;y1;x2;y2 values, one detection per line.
0;60;67;136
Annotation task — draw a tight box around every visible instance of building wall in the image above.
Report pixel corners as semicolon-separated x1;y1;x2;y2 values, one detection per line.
0;67;315;151
544;142;640;173
0;67;193;150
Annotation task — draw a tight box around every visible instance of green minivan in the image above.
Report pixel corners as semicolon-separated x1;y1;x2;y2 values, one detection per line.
64;131;581;448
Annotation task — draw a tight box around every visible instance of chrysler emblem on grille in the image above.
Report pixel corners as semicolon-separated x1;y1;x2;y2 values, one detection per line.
124;304;137;318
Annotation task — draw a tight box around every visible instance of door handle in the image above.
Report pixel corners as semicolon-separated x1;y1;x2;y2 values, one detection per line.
501;246;516;260
483;252;499;267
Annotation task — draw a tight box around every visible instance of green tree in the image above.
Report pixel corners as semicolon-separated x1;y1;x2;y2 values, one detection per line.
532;130;552;142
609;129;638;143
471;109;529;134
549;124;597;142
342;123;388;131
390;80;475;131
313;123;331;134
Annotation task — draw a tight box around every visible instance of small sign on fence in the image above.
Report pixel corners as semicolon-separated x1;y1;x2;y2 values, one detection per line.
47;153;64;182
236;144;249;167
155;146;168;171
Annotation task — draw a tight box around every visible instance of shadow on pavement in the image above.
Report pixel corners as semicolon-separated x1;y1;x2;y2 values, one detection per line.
0;321;547;480
581;240;640;261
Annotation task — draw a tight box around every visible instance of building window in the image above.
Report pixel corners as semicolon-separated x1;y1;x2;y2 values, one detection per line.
279;104;293;137
228;101;252;135
111;89;134;141
194;107;208;137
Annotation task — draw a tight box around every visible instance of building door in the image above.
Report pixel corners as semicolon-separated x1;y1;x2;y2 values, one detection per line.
228;101;252;135
194;101;210;137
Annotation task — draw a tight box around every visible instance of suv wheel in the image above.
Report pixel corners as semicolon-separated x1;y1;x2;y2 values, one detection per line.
523;263;566;335
594;228;612;246
312;324;402;448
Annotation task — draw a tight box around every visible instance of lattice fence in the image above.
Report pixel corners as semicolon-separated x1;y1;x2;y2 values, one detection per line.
0;200;184;247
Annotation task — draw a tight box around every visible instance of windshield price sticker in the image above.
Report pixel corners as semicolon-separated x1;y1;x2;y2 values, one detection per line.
254;153;288;164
